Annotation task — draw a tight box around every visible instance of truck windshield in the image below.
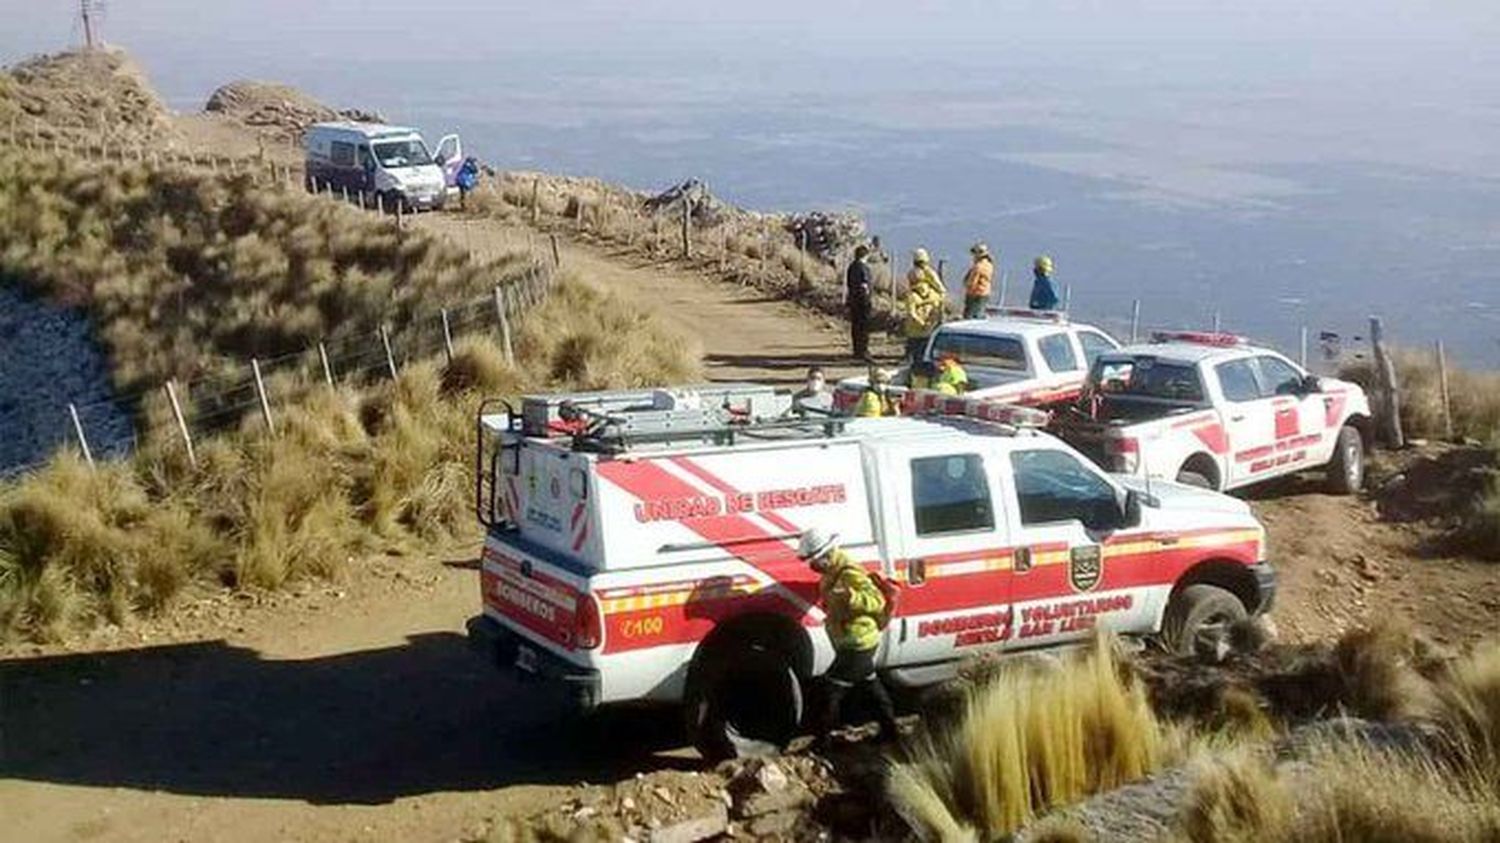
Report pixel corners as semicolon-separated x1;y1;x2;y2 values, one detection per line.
1091;356;1204;402
372;139;432;168
929;332;1027;371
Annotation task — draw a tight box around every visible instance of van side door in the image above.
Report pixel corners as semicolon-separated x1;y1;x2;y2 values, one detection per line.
1005;446;1148;648
883;443;1012;667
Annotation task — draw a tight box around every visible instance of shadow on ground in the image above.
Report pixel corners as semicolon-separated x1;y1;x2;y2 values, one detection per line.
0;633;688;805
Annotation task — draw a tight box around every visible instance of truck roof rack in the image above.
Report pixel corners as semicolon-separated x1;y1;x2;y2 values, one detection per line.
983;306;1068;324
1149;330;1247;348
519;384;849;454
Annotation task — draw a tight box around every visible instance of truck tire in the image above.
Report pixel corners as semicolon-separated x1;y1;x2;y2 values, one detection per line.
1163;584;1247;659
1325;425;1364;495
685;643;803;763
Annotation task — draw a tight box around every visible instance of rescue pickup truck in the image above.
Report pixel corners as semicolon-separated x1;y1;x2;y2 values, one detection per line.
1054;332;1373;494
832;309;1121;413
467;384;1275;760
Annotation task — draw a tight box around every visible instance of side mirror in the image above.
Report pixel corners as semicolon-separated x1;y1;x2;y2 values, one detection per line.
1300;374;1322;394
1122;490;1144;529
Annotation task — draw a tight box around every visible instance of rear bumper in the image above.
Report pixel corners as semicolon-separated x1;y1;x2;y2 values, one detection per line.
466;615;602;711
1247;561;1277;614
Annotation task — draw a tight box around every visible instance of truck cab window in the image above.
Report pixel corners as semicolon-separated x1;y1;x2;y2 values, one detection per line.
1010;449;1120;527
1215;359;1261;402
1039;333;1080;373
1255;356;1304;397
929;332;1027;371
1078;331;1117;367
911;454;994;536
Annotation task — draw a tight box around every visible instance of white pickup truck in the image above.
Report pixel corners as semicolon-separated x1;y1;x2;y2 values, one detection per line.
1054;332;1374;494
467;384;1275;760
833;310;1121;413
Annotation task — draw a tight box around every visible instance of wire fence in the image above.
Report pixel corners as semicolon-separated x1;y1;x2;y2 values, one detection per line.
0;263;554;479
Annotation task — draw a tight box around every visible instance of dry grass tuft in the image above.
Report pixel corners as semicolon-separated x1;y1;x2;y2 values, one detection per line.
888;636;1166;839
1340;347;1500;443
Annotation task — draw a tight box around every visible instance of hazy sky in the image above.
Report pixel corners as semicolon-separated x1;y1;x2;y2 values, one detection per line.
5;0;1499;64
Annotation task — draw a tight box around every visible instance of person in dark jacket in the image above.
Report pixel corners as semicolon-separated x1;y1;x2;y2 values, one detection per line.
845;244;875;361
1029;254;1060;311
455;157;480;209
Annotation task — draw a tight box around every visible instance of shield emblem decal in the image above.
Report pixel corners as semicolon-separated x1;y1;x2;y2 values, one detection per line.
1070;546;1103;592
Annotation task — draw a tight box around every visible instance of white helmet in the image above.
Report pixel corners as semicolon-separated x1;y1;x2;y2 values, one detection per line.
796;528;839;561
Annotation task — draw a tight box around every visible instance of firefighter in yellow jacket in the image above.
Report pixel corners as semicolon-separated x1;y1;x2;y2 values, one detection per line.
903;248;946;363
853;368;900;418
933;354;969;395
798;528;900;748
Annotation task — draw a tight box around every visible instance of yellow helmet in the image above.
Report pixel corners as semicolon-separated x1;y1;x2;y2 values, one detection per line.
912;248;931;266
1034;254;1054;274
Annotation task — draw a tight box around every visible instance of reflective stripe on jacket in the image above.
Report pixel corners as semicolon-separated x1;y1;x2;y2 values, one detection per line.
854;389;898;418
819;548;885;651
903;267;946;338
963;256;994;298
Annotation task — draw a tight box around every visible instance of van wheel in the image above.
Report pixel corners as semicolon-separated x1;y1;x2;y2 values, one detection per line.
685;643;802;763
1163;584;1247;660
1325;426;1364;495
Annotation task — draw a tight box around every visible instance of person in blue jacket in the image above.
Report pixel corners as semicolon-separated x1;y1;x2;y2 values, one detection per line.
456;157;480;209
1029;254;1060;311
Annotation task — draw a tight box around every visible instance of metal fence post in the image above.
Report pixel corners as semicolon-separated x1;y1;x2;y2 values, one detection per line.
318;341;335;387
164;380;197;468
1299;325;1309;369
494;285;515;366
441;308;455;364
251;358;276;435
380;325;399;379
1436;340;1454;440
68;403;94;467
1130;299;1142;344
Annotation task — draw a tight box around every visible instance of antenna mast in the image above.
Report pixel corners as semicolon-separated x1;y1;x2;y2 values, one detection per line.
80;0;102;50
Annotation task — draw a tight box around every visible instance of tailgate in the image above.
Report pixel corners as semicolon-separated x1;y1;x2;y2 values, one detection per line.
479;533;587;654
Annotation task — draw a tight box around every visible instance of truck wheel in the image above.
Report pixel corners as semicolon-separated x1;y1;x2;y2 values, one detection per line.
1325;425;1364;495
1163;584;1247;659
685;643;803;763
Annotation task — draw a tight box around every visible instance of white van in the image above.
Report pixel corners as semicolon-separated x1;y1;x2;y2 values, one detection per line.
304;121;462;211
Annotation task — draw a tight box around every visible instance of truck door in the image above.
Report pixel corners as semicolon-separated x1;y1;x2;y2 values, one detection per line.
1005;447;1147;648
434;134;463;187
1253;354;1328;470
884;445;1012;666
1212;358;1272;487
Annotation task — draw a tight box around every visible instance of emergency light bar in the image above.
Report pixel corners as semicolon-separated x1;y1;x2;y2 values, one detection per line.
1149;330;1247;348
903;389;1052;429
984;306;1068;324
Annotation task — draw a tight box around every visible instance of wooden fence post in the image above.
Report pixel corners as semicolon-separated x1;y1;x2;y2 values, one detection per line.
379;325;399;379
164;380;197;468
1436;340;1454;440
1130;299;1142;343
549;234;562;268
681;199;692;259
531;177;541;225
68;403;94;467
251;358;276;435
1369;316;1404;448
318;341;335;387
441;308;455;364
493;286;515;366
719;225;728;272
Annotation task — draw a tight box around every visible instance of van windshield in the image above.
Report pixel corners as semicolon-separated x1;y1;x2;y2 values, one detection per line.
372;139;432;169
